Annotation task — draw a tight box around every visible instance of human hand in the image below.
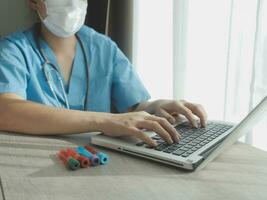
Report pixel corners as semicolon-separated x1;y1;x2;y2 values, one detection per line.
101;111;181;147
145;99;207;128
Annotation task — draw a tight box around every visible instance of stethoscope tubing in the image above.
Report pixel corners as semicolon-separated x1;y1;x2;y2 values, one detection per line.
36;32;90;110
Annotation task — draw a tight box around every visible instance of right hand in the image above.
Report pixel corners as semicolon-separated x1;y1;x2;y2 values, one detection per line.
101;111;181;147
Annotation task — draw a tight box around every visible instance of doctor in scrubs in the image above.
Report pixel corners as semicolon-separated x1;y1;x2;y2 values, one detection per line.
0;0;207;147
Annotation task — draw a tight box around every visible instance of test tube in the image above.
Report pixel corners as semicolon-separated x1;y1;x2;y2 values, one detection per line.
66;148;90;168
84;146;109;165
58;149;80;170
76;146;100;166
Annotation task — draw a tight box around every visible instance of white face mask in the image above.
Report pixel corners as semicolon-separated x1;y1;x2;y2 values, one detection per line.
40;0;88;38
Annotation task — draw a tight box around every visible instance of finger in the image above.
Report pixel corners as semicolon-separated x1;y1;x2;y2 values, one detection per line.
148;115;181;142
29;0;43;11
157;109;176;124
185;103;207;127
180;106;198;128
28;0;37;9
130;128;157;147
195;106;207;127
138;120;173;144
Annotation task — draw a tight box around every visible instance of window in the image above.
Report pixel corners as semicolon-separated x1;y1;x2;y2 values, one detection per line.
134;0;267;151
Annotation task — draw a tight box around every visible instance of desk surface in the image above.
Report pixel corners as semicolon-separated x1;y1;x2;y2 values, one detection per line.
0;132;267;200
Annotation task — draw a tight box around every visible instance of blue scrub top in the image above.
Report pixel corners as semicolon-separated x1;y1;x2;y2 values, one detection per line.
0;24;150;112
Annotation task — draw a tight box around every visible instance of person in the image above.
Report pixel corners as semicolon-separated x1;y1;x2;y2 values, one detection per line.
0;0;207;147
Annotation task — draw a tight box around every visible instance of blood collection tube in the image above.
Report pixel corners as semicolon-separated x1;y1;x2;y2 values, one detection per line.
84;146;109;165
58;149;80;170
66;148;90;168
76;146;100;166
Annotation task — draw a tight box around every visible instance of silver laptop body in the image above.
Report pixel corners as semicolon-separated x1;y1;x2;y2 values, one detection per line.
91;96;267;171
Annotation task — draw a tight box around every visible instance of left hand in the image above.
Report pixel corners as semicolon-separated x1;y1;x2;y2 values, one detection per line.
144;100;207;128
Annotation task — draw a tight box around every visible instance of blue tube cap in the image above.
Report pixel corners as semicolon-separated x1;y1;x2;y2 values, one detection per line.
97;152;109;165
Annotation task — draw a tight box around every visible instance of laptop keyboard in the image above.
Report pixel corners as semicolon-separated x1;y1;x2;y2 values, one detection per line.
136;122;233;158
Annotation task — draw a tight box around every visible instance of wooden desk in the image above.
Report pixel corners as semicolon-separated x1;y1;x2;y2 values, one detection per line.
0;132;267;200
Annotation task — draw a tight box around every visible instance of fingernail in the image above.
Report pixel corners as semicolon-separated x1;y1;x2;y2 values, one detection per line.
177;134;182;141
174;134;179;142
170;118;175;124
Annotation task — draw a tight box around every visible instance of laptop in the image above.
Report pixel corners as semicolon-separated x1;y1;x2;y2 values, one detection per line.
91;96;267;171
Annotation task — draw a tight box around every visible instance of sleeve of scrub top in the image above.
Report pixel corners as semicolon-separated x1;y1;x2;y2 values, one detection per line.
0;39;29;98
111;43;151;113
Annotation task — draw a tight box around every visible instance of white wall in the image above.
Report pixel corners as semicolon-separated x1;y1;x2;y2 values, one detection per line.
0;0;36;36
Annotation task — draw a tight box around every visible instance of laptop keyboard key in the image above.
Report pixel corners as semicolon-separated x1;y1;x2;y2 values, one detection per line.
168;145;179;150
182;152;190;157
156;140;165;145
184;144;192;148
152;135;161;140
136;142;146;146
187;149;195;154
173;143;183;148
163;148;176;153
155;143;170;151
180;147;189;151
173;150;185;156
192;147;198;151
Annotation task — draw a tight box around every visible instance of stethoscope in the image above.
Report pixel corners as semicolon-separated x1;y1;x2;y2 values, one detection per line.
36;31;90;110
